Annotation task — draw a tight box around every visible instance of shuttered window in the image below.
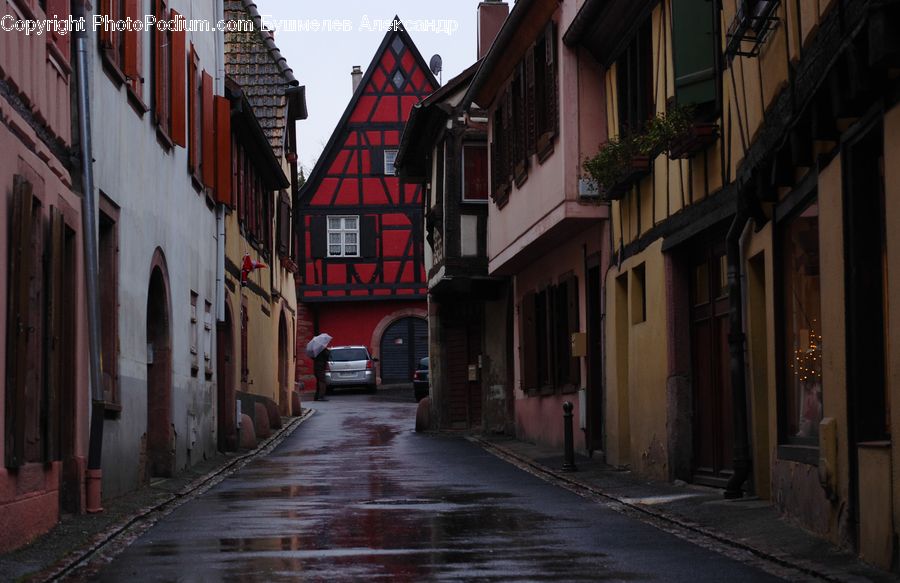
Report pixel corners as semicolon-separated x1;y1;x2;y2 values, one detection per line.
153;0;171;137
122;0;143;97
672;0;717;111
46;0;70;59
326;216;360;258
535;22;558;155
617;19;654;135
277;192;291;255
188;45;200;178
214;95;232;206
5;177;67;467
99;0;125;72
201;70;215;188
170;12;187;147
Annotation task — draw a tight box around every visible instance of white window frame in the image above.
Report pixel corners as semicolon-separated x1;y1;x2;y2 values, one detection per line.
327;215;360;258
384;149;398;176
461;143;489;203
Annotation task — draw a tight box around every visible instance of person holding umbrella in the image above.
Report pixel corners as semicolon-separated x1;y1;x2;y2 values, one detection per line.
306;333;333;401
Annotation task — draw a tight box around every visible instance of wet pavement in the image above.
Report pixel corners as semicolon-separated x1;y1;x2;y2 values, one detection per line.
69;394;784;582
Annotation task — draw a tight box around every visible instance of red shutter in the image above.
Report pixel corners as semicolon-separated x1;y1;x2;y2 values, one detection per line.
6;176;34;468
170;11;187;147
201;71;215;188
46;0;70;59
99;0;113;50
188;46;198;174
153;0;169;127
214;95;232;206
123;0;142;94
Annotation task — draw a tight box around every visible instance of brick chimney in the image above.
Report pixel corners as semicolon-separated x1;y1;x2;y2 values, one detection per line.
477;1;509;60
351;65;363;93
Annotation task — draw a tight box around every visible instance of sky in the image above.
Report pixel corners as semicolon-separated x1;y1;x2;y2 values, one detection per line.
253;1;500;176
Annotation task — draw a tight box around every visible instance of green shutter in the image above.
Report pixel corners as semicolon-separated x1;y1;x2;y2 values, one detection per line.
672;0;716;107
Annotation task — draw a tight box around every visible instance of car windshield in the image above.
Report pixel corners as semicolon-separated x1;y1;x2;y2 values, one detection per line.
419;357;429;369
329;348;369;362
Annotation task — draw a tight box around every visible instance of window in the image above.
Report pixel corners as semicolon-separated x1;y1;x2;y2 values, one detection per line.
204;301;213;379
99;197;120;408
190;292;199;376
384;149;398;176
327;216;360;257
152;0;171;137
672;0;717;114
519;276;581;394
616;19;653;135
188;44;200;178
122;0;144;100
462;144;489;202
778;198;822;444
631;263;647;324
490;23;557;204
99;0;126;74
5;176;68;467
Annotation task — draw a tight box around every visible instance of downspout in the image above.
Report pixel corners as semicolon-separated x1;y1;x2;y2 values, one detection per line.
74;0;105;513
724;194;752;499
215;0;226;323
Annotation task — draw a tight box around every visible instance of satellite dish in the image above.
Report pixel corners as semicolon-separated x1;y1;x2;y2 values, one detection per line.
429;54;443;77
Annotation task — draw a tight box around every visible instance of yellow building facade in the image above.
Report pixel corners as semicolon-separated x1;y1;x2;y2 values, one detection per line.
570;0;900;567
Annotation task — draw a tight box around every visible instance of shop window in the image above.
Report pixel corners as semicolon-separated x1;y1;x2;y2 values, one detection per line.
778;197;822;444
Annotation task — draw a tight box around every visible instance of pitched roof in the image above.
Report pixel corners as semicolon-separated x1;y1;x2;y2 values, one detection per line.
224;0;300;157
299;17;438;203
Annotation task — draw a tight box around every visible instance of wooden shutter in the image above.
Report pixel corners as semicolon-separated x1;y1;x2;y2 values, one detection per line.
310;216;327;259
170;11;187;147
201;71;215;188
361;216;377;258
489;136;500;201
47;0;70;58
525;47;537;156
370;147;385;175
123;0;142;94
45;207;64;463
520;291;538;391
277;193;291;255
153;0;166;127
214;95;232;205
566;275;580;387
672;0;716;107
6;176;34;468
188;46;198;173
544;22;559;140
99;0;114;49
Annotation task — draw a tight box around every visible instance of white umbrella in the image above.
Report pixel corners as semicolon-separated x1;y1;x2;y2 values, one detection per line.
305;333;333;358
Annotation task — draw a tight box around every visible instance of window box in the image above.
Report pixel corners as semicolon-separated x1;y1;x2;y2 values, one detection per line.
668;123;719;160
603;155;652;201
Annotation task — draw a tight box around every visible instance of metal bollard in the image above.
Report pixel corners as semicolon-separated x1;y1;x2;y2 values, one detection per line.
562;401;578;472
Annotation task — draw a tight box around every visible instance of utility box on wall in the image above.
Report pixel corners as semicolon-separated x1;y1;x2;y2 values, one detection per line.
571;332;587;358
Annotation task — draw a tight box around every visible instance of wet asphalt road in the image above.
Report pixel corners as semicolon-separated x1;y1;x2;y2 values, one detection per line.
83;392;781;582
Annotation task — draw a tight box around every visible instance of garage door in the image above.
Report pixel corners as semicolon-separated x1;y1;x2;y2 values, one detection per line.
380;317;428;384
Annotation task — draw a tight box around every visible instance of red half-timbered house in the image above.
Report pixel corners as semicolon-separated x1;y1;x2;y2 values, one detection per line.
296;21;437;390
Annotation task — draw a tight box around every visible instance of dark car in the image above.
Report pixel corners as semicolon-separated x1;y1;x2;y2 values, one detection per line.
324;346;377;393
413;357;429;401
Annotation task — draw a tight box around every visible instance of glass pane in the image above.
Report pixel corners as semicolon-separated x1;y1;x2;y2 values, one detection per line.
346;245;358;256
328;217;341;230
782;200;822;441
693;263;710;306
345;233;357;244
329;233;342;244
329;245;342;256
344;217;358;230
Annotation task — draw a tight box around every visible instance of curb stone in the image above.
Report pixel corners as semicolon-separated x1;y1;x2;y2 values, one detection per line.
36;408;315;583
469;435;875;583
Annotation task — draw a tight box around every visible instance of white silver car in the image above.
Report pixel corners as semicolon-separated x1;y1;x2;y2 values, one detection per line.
324;346;377;393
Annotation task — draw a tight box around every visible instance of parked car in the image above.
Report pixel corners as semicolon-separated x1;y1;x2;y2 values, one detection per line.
324;346;377;393
413;357;429;402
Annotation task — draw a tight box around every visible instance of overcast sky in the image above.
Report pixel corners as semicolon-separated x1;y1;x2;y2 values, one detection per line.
252;1;501;175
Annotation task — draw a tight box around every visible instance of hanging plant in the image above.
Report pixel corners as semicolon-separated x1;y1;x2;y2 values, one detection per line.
582;105;700;197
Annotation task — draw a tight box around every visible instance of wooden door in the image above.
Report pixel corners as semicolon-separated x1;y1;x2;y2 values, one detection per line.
690;240;733;485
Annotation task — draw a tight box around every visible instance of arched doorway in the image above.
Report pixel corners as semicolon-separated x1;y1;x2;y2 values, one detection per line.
146;262;174;479
278;312;289;415
217;302;236;451
379;317;427;384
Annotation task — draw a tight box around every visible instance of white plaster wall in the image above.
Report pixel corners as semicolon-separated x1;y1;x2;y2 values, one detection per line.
90;0;221;497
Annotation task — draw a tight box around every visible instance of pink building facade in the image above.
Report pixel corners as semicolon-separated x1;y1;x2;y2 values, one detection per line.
0;0;89;552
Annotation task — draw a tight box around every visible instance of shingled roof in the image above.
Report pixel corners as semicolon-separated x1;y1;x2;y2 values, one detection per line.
224;0;299;157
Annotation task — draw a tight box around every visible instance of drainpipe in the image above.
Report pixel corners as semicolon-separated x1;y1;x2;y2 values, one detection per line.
724;194;752;499
74;0;105;513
